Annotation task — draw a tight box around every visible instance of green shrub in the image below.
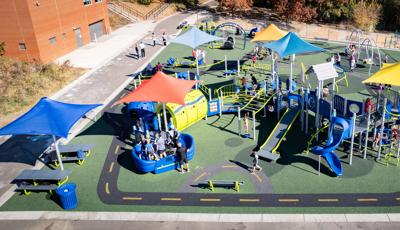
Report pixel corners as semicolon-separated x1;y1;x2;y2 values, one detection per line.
138;0;152;5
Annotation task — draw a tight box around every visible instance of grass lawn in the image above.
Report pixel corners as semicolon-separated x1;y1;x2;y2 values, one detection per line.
2;36;400;213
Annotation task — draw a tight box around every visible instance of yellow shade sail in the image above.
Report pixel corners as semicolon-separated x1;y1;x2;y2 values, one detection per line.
252;24;288;42
362;62;400;86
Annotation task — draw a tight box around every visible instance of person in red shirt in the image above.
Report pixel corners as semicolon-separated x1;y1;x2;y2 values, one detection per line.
252;55;257;66
365;98;373;113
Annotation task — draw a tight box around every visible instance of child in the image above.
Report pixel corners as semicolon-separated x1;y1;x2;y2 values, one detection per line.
243;112;250;138
251;151;262;173
241;76;247;90
252;55;257;66
145;139;158;160
335;52;341;66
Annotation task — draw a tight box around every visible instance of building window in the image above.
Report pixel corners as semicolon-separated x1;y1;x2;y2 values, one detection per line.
48;37;57;45
95;0;102;3
19;43;26;50
83;0;91;5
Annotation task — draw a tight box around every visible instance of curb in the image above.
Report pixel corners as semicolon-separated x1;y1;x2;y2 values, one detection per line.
0;212;399;222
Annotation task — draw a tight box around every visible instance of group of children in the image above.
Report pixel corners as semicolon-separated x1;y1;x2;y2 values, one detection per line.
134;125;180;162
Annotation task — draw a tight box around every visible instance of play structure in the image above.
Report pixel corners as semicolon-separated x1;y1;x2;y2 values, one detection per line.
211;22;247;49
131;133;195;174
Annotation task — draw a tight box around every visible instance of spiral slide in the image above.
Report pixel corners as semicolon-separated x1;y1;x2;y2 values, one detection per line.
310;116;352;176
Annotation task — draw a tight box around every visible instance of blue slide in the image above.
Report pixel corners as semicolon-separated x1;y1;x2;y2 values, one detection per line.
310;116;352;176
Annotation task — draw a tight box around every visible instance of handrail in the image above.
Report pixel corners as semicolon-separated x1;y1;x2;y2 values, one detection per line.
109;1;169;20
305;123;330;154
240;88;266;111
255;92;278;114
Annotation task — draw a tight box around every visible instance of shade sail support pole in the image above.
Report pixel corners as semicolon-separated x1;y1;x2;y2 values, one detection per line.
52;135;64;171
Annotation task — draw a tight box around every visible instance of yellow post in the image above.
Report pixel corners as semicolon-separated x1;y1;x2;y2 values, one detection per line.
235;181;239;192
209;180;214;192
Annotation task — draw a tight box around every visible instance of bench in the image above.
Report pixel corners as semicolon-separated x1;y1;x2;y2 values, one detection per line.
14;169;71;195
58;144;94;155
223;69;237;76
198;180;244;192
49;144;94;166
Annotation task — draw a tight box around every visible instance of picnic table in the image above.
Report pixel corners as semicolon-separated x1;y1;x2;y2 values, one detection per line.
198;180;244;192
14;169;71;195
50;144;94;166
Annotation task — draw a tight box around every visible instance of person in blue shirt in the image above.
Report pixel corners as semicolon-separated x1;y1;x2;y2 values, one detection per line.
145;139;158;160
135;140;145;160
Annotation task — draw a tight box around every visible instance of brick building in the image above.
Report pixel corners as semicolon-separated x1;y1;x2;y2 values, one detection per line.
0;0;110;63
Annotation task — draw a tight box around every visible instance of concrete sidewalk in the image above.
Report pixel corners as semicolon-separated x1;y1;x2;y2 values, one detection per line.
56;20;156;69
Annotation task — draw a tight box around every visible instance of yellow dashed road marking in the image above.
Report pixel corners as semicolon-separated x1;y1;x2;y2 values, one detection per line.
194;172;207;182
108;162;115;173
105;183;110;194
279;199;299;202
239;199;260;202
200;198;221;202
161;198;182;201
396;198;400;201
357;198;378;202
318;198;339;202
122;197;143;201
114;145;119;154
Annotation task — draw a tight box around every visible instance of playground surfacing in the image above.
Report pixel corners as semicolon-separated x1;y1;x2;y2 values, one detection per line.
2;37;400;213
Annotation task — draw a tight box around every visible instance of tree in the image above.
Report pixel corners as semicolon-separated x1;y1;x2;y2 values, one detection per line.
219;0;253;11
272;0;316;22
382;0;400;31
352;0;381;32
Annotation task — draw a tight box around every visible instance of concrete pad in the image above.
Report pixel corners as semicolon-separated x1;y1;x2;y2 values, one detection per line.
345;214;390;222
177;213;220;222
387;213;400;222
218;214;262;222
262;214;305;222
0;211;45;220
304;214;347;222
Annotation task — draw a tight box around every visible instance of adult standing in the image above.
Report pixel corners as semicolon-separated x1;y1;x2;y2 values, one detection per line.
162;32;167;46
176;142;190;174
135;45;141;60
140;41;146;58
152;32;157;46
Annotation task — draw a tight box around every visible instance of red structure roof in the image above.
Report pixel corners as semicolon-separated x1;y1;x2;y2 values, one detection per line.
115;71;196;105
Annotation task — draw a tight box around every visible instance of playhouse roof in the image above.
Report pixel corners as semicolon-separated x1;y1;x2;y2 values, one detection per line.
308;62;339;81
115;71;196;105
252;23;288;42
363;62;400;86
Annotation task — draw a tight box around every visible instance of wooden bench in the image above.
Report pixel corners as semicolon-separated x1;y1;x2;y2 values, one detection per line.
198;180;244;192
14;169;71;195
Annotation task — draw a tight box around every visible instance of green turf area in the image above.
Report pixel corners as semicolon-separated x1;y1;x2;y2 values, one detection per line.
2;35;400;213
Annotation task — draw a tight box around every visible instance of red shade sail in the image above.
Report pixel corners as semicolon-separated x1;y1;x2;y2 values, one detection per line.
115;71;196;105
